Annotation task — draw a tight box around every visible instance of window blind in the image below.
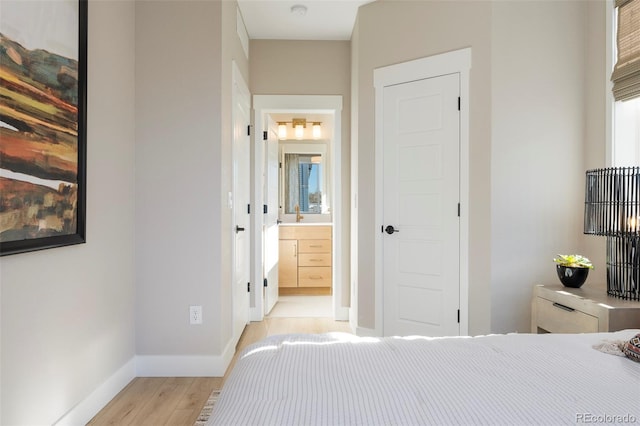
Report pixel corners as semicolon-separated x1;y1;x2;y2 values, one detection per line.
612;0;640;101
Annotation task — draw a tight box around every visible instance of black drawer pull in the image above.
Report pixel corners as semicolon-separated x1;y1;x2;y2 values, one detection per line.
552;302;575;312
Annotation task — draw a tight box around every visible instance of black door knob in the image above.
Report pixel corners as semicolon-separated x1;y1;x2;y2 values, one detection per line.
385;225;399;234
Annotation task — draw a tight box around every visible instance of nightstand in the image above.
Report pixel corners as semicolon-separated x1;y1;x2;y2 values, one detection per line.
531;284;640;333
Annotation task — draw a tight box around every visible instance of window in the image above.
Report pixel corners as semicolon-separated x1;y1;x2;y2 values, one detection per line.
613;97;640;166
612;0;640;166
279;142;331;222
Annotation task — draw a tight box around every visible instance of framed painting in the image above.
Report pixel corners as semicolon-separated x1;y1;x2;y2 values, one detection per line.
0;0;87;256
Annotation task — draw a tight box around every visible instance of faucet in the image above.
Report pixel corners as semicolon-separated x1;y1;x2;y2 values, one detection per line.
295;204;304;223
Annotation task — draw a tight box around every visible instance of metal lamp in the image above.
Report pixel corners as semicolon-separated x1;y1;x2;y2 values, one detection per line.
584;167;640;300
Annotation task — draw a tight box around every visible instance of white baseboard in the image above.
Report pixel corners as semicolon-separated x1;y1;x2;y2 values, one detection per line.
355;326;380;337
136;338;236;377
53;358;136;426
334;306;350;321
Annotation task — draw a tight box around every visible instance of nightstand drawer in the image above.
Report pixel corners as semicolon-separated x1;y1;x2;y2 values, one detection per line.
535;297;598;333
298;253;331;267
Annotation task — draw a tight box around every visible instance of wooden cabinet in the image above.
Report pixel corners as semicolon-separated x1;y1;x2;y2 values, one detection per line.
278;225;332;294
278;239;298;288
531;284;640;333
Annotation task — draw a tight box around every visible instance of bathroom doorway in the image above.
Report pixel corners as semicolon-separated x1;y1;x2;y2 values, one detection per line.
251;95;347;323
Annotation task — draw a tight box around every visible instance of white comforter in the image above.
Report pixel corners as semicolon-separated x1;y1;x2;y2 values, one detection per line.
208;330;640;426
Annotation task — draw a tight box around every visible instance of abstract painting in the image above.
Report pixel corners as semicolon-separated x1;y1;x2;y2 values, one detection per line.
0;0;87;255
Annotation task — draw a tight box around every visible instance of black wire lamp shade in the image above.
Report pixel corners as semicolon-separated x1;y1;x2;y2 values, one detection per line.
584;167;640;300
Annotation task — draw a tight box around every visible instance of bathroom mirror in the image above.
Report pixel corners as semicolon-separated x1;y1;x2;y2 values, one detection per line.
280;143;330;222
284;153;322;214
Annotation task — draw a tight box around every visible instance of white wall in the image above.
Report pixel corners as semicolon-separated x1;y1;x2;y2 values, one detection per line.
135;0;248;373
352;0;493;335
490;0;602;333
352;0;606;334
0;0;136;423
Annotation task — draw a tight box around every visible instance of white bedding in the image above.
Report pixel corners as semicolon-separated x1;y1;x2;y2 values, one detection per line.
208;330;640;426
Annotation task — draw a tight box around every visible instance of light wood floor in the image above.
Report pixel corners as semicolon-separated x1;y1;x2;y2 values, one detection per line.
87;317;352;425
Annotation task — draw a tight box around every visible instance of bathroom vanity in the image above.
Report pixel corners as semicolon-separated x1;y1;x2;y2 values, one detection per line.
278;224;332;295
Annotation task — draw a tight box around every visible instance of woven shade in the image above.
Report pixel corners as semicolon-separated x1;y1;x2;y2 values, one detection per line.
612;0;640;101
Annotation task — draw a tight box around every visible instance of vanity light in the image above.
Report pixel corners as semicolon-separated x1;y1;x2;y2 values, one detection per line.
277;118;322;140
278;122;288;139
292;118;306;140
312;122;322;139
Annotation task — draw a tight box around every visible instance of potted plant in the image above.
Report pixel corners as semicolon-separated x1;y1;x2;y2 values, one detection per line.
553;254;594;288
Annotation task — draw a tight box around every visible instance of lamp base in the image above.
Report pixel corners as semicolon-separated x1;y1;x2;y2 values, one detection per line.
606;236;639;301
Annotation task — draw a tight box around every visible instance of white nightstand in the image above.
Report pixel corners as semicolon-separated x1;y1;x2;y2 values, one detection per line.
531;284;640;333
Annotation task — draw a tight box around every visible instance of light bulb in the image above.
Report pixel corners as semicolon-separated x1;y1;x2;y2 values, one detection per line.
278;123;287;139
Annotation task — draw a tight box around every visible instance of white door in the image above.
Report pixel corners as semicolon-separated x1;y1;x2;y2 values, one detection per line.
232;64;251;341
263;117;280;314
382;73;460;337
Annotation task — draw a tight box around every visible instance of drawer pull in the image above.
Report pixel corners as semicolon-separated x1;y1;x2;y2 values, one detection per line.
309;245;323;248
309;259;322;262
552;302;575;312
309;276;323;280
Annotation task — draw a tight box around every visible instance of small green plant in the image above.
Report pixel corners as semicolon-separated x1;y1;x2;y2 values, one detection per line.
553;254;594;269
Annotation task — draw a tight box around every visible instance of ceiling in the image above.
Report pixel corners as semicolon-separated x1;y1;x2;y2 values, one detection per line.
237;0;375;40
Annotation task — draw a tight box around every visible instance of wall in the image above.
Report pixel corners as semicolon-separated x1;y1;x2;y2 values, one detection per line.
352;0;493;335
353;0;605;334
249;40;352;307
135;0;248;374
0;0;136;423
490;0;601;333
583;0;608;285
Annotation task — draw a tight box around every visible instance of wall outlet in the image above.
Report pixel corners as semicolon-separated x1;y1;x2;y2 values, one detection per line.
189;305;202;325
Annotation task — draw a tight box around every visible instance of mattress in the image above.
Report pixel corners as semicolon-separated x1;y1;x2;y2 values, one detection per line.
207;330;640;426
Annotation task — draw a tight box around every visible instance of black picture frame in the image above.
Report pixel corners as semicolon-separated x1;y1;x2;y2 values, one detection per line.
0;0;87;256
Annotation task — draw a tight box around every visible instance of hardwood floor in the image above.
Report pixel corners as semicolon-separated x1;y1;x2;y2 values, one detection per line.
87;317;352;425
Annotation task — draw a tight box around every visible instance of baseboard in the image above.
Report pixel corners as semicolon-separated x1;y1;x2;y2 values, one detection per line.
136;338;236;377
355;326;380;337
53;358;136;425
334;306;350;321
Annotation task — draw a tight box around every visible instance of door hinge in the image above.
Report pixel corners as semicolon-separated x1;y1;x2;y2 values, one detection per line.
263;278;268;287
457;309;460;323
279;162;282;169
247;282;251;292
263;131;268;141
247;125;252;136
458;97;461;111
263;204;268;214
247;204;251;214
457;203;460;217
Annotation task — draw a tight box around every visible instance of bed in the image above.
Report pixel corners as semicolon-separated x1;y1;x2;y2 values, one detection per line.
207;330;640;425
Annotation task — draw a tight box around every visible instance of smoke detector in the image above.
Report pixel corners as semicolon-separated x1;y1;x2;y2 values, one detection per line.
291;4;308;16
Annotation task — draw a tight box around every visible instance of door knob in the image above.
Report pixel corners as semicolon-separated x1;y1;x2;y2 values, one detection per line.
236;225;245;233
385;225;399;234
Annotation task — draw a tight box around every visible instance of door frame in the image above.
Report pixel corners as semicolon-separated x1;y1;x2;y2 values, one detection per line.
374;48;471;336
251;95;345;322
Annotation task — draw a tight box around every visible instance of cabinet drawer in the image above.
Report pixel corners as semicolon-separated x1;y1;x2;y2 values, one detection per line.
298;267;331;287
279;226;331;240
298;239;331;253
536;297;598;333
298;253;331;267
